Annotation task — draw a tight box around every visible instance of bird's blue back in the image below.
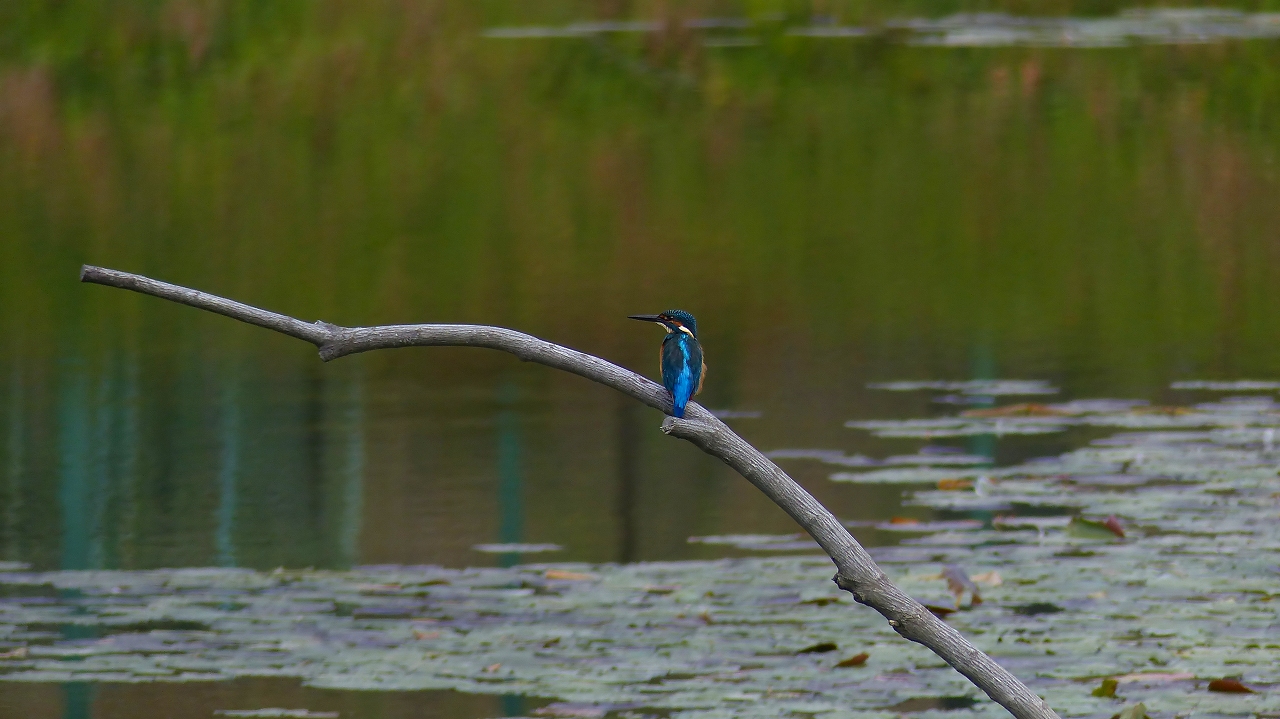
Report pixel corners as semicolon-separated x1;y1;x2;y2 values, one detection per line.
661;332;703;418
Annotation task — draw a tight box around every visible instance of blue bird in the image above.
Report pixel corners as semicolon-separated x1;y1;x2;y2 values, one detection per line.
628;309;705;418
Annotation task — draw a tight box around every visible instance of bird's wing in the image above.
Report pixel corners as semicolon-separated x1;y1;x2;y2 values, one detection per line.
660;336;683;395
662;335;701;416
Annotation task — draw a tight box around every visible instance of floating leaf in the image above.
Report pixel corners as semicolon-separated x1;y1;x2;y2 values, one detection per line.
543;570;596;581
217;706;343;711
1011;602;1063;616
962;403;1071;418
1101;515;1126;538
847;418;1069;439
687;534;820;551
1067;516;1124;540
473;543;563;554
923;603;957;618
992;515;1071;531
868;380;1057;396
1110;703;1148;719
1171;380;1280;391
1113;673;1195;684
874;519;984;533
796;642;838;654
3;398;1280;717
534;703;607;718
835;652;869;667
1208;678;1255;693
886;449;991;466
937;478;973;491
887;696;980;712
765;449;878;466
1092;678;1119;697
708;409;762;419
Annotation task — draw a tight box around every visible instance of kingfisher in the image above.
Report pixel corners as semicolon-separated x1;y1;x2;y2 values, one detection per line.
628;309;705;418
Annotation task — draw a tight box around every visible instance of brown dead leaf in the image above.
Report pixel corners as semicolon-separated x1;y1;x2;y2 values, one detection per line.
1102;515;1126;538
888;517;919;525
0;647;27;660
544;569;596;581
413;630;440;640
835;652;870;667
961;403;1068;418
483;663;502;673
937;478;974;491
1208;679;1254;693
1133;406;1190;415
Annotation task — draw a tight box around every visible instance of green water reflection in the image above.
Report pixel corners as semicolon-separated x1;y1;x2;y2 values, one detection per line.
2;1;1280;577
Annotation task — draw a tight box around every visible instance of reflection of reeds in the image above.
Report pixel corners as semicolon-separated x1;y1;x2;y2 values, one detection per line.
1;2;1280;373
0;67;60;166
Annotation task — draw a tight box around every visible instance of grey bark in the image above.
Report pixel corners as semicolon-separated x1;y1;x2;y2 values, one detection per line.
80;264;1059;719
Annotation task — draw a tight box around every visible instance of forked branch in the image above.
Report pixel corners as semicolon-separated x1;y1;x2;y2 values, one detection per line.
80;264;1059;719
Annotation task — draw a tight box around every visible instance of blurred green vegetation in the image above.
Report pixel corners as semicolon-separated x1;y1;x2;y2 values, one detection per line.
3;1;1280;388
3;1;1280;570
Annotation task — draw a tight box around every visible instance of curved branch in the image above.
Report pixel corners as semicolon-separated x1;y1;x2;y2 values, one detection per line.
79;264;1059;719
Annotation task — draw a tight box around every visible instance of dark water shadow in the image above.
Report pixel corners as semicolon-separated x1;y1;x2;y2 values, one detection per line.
0;677;549;719
886;696;980;712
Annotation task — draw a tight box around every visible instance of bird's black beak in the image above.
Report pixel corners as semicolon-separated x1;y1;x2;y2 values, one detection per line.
627;314;662;322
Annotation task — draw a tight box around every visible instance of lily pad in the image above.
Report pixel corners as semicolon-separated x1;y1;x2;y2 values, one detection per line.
1;400;1278;719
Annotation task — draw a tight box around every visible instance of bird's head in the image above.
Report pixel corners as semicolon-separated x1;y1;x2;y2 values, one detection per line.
628;309;698;338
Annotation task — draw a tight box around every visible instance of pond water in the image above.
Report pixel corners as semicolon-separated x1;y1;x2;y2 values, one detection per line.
1;2;1279;717
1;399;1278;718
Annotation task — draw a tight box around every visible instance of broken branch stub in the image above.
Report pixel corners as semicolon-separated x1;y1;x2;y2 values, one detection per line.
78;264;1059;719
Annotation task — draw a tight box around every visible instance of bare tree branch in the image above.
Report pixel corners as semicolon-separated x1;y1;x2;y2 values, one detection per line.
79;264;1059;719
